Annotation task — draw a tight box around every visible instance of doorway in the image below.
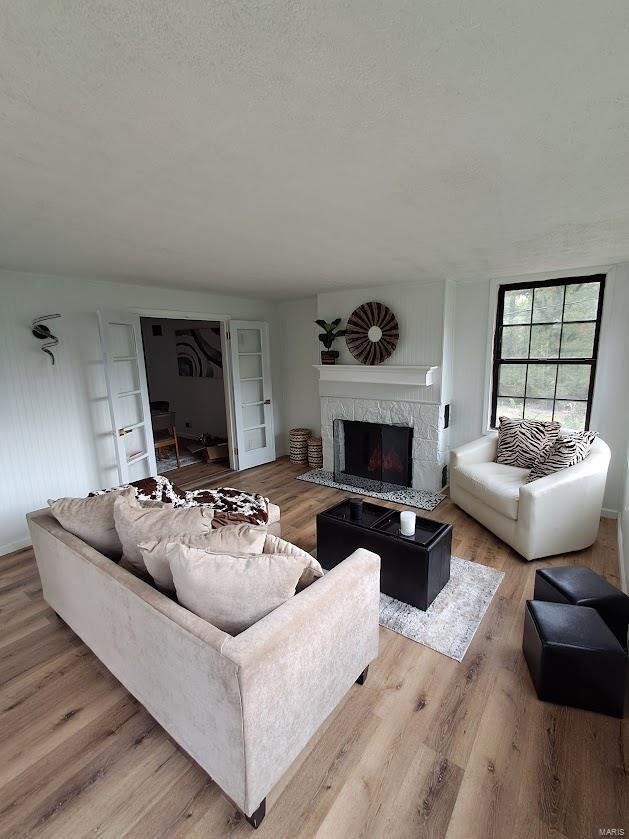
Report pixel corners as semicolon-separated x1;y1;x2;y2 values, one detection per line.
140;317;232;483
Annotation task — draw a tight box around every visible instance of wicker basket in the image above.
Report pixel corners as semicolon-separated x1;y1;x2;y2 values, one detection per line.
289;428;311;464
307;437;323;469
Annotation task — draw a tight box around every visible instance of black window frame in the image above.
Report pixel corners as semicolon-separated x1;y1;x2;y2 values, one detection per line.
491;274;606;430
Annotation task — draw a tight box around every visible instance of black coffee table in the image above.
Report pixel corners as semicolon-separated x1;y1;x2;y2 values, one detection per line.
316;499;452;611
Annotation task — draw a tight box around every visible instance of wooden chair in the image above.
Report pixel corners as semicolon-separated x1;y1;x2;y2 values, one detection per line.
151;409;180;468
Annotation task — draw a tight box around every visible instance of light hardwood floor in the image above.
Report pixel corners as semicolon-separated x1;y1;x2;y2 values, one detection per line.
1;458;627;838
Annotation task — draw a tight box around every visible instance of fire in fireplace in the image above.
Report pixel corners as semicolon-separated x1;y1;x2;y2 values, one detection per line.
333;419;413;490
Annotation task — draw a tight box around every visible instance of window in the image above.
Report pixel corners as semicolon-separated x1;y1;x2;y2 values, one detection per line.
491;275;605;431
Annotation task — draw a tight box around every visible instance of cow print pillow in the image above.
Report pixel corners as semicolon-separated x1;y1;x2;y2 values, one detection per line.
527;431;597;482
496;417;561;469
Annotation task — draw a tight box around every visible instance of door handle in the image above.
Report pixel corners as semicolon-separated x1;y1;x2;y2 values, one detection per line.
264;399;271;405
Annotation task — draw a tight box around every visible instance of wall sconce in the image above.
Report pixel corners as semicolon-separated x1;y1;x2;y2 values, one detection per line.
32;314;61;365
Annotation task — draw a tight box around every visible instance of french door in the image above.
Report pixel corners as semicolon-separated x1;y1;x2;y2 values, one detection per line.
97;310;157;484
229;321;275;469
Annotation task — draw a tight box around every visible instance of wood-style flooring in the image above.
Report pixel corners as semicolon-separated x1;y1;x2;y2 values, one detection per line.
1;457;627;838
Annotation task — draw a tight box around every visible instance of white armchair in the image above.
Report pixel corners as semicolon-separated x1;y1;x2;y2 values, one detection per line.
450;432;611;561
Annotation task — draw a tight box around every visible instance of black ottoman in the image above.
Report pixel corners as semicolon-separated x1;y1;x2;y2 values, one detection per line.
523;600;626;718
534;566;629;650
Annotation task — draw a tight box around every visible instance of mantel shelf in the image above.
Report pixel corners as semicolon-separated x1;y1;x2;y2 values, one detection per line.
313;364;439;387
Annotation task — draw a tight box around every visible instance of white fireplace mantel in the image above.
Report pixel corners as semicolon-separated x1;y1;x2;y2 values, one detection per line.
313;364;439;387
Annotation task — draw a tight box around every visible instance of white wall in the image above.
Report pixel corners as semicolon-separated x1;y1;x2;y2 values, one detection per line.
450;280;491;449
619;445;629;593
140;318;227;439
450;265;629;513
277;298;320;452
0;270;281;554
317;279;446;401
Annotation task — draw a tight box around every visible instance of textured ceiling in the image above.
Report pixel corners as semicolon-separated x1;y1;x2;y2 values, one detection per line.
1;1;629;298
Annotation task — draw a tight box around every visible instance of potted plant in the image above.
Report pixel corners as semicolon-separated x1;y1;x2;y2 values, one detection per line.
315;318;347;365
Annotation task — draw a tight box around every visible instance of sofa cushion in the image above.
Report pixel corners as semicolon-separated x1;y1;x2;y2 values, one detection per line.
527;431;597;482
263;533;323;590
114;490;215;573
454;461;529;520
168;545;310;634
267;502;280;526
48;489;128;559
496;416;561;468
139;524;269;592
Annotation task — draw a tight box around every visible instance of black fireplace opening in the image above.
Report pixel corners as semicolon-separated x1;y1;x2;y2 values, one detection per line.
333;419;413;490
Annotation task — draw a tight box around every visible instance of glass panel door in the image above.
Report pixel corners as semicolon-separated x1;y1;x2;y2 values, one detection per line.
229;321;275;469
98;310;157;484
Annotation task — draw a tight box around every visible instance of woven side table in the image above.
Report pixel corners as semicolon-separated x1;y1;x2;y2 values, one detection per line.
307;437;323;469
289;428;311;464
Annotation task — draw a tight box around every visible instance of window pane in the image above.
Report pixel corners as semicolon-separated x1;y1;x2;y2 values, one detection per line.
501;326;530;358
554;400;587;432
498;364;526;397
563;282;600;322
239;354;263;378
530;324;561;358
496;397;524;419
560;322;595;358
526;364;557;399
237;329;262;353
524;399;554;422
533;285;564;323
556;364;591;400
503;289;532;324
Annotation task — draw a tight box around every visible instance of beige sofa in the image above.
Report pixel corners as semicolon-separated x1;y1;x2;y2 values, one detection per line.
450;432;611;561
27;509;380;828
265;502;282;537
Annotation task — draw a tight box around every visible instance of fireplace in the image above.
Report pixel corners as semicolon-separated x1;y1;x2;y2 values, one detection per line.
333;419;413;491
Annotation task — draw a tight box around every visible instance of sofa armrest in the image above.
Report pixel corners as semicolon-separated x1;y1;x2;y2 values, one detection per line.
450;433;498;469
517;446;610;559
519;445;610;501
221;548;380;815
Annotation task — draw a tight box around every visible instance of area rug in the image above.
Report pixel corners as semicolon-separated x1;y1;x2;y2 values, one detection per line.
157;447;204;473
379;556;504;661
296;468;444;511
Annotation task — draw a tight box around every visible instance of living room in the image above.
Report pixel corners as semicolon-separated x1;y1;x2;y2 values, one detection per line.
1;2;629;837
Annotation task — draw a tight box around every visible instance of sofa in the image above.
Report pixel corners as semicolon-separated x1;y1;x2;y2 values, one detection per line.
450;432;611;561
27;508;380;827
264;501;282;536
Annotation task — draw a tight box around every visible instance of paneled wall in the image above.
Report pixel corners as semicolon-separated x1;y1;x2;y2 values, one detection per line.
277;298;320;451
0;270;280;554
317;279;446;400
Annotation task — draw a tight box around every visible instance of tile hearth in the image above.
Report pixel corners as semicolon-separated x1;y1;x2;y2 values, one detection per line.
296;468;444;511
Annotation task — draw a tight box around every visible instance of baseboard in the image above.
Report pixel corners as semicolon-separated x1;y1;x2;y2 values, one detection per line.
1;537;32;557
618;519;627;594
601;508;618;519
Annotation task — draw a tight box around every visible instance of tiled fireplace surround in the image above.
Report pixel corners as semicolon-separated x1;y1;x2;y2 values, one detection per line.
320;396;449;493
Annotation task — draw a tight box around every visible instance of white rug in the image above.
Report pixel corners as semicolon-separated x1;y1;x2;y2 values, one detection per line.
296;468;444;511
379;556;504;661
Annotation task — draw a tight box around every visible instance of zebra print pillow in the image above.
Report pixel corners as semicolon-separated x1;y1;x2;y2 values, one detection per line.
496;417;561;468
527;431;597;482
